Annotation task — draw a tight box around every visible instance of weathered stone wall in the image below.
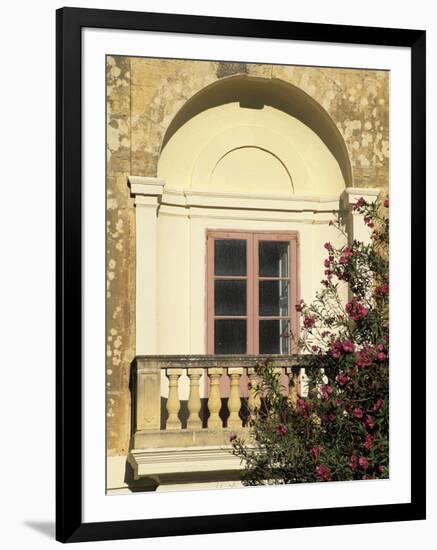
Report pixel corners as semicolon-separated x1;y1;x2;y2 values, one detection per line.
106;55;389;455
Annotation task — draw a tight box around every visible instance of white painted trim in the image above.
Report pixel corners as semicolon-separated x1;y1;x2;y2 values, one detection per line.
131;183;161;355
128;175;165;200
186;189;341;202
128;175;344;212
343;187;381;205
182;192;340;212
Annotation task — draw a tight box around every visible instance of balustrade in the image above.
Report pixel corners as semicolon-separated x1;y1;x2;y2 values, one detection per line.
133;355;317;437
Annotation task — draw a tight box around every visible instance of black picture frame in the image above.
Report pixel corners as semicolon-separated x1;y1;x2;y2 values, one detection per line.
56;7;426;543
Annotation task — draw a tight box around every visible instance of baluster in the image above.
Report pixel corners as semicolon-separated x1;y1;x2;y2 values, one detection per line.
207;368;223;429
248;368;261;416
297;367;309;398
286;367;296;406
315;367;327;399
166;368;182;430
227;368;243;429
187;368;202;429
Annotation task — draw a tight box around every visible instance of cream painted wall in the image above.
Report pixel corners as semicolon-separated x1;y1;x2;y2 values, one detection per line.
158;103;345;196
154;193;348;399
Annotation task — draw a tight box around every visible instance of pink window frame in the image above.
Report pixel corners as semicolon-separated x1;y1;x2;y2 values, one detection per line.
206;230;300;355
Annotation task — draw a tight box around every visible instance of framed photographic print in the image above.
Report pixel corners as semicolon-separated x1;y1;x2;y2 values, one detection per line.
56;7;426;543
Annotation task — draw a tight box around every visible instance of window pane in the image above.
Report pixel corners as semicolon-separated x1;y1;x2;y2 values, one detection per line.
259;319;290;355
259;241;289;277
215;319;246;354
259;280;289;317
215;280;246;316
215;239;246;276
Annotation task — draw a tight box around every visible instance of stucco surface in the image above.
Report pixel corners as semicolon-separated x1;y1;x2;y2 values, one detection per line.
106;55;389;454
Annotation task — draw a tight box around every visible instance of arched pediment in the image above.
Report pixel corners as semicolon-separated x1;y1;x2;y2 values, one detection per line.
157;75;351;197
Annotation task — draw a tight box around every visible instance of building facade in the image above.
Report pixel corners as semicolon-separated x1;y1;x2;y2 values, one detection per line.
106;56;389;492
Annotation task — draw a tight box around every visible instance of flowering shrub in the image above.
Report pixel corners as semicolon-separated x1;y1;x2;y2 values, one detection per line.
231;197;389;484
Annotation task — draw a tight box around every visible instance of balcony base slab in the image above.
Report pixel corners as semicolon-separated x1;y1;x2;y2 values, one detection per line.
127;445;246;489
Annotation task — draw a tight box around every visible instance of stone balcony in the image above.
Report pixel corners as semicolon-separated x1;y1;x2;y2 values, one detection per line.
127;354;316;491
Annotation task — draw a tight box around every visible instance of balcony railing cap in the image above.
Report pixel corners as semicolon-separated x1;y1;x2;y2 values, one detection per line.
135;354;321;369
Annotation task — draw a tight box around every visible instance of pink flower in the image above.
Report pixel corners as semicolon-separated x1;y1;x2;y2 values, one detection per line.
321;385;333;401
365;415;375;430
315;464;332;481
336;373;349;386
303;316;316;329
362;475;370;480
364;434;374;450
330;339;343;359
377;465;386;474
345;299;368;321
354;407;364;419
375;283;389;297
342;340;355;353
376;352;386;362
358;456;369;470
296;398;309;419
276;424;288;436
295;299;305;312
384;199;389;208
339;246;354;265
324;242;333;251
356;349;372;369
354;197;367;211
373;398;385;412
310;446;323;461
350;454;358;471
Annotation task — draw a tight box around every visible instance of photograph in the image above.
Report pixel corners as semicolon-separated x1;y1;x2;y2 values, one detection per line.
0;0;431;546
105;55;390;494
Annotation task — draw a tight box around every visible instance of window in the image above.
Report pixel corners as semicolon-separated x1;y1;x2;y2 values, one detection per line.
207;231;299;355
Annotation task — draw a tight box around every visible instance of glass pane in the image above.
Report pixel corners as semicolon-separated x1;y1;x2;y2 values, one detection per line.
215;280;246;316
214;239;246;276
259;319;290;355
259;280;289;317
259;241;289;277
215;319;246;354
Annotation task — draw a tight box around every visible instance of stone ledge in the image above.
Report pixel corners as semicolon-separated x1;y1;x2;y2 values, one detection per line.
128;445;246;482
